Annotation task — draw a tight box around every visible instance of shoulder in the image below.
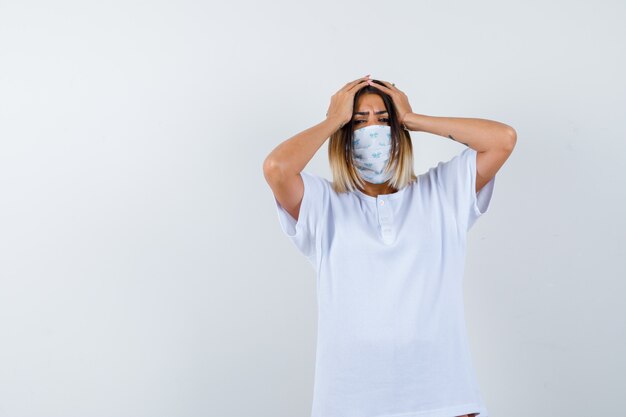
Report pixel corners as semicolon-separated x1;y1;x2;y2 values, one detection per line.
301;171;342;198
299;171;333;196
426;147;476;182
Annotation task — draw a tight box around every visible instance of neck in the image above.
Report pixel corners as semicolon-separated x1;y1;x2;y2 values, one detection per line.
358;181;398;198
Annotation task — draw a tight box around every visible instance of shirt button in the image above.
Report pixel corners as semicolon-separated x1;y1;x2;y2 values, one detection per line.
380;200;385;206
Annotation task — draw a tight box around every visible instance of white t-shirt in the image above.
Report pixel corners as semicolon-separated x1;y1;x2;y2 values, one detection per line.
273;147;496;417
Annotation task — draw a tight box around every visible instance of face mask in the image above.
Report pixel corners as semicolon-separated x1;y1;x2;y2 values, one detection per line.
351;124;395;184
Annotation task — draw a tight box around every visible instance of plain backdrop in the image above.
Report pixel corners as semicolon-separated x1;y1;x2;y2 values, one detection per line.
0;0;625;416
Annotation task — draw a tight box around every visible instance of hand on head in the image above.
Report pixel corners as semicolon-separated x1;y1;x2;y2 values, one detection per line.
366;79;413;126
325;75;413;129
325;75;372;128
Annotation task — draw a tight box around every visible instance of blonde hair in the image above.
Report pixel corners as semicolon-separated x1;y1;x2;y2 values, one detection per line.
328;80;417;193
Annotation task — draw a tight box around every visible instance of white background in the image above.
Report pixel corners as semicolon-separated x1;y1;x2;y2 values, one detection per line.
0;0;624;416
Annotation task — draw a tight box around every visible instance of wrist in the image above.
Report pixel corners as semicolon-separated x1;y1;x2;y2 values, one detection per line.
402;113;425;132
324;115;348;127
324;115;347;132
400;112;412;131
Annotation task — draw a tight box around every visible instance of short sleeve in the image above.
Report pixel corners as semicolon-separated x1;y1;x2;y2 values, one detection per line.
273;171;329;266
432;147;496;231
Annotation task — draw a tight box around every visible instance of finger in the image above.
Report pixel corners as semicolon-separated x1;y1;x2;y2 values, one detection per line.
381;80;398;90
379;80;400;91
342;75;371;91
347;79;370;94
367;80;392;93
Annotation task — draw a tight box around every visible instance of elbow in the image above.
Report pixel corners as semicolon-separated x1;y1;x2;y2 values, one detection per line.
503;127;517;152
263;157;285;182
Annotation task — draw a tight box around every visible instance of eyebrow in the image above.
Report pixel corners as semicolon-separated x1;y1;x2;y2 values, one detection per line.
353;110;388;116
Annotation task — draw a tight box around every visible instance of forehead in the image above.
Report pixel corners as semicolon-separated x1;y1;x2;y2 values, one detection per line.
355;94;386;111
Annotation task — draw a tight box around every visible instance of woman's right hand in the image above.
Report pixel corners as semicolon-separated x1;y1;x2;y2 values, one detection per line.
326;75;371;128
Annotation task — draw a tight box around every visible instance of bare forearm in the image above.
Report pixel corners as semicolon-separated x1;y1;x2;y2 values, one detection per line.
403;113;516;152
263;116;344;176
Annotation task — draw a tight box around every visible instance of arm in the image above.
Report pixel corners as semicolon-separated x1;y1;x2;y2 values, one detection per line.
403;113;516;152
403;113;517;193
263;75;370;175
263;116;342;177
262;117;340;221
262;76;370;220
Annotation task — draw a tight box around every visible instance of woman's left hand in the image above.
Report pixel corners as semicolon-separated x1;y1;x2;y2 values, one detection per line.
367;80;413;126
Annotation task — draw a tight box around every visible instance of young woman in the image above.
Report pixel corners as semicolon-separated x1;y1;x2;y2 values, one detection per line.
263;75;516;417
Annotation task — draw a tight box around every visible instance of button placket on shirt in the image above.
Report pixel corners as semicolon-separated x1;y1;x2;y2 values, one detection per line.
376;197;395;242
